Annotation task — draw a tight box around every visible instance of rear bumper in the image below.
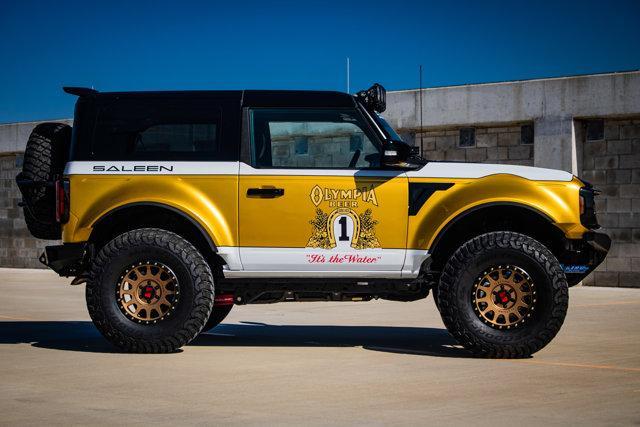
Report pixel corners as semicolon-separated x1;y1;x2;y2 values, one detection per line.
560;232;611;286
40;242;91;277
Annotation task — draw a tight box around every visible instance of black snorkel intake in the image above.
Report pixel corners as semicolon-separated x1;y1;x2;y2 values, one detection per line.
355;83;386;113
356;83;424;169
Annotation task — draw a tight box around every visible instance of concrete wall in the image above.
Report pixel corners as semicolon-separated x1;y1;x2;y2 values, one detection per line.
0;120;70;268
580;118;640;287
384;71;640;173
415;124;533;165
0;153;59;268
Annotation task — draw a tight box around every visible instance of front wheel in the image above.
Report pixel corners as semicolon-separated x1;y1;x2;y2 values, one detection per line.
437;231;568;358
86;228;214;353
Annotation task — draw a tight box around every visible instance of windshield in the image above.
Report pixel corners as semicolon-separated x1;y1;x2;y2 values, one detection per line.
374;113;404;143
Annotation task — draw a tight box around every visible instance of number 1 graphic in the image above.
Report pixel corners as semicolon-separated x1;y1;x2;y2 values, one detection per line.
338;216;349;241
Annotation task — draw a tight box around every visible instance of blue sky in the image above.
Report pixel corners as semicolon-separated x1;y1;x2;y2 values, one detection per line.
1;0;639;123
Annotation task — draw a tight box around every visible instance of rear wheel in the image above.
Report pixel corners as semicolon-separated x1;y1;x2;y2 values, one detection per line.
437;231;568;358
202;305;233;332
86;228;214;353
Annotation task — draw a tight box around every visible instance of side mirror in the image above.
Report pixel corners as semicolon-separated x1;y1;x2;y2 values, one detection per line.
381;140;411;167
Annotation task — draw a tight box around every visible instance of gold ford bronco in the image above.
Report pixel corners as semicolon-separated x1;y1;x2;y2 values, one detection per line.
16;84;610;356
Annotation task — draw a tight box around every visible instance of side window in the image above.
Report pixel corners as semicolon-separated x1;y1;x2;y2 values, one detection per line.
251;109;380;169
92;98;223;160
136;124;217;153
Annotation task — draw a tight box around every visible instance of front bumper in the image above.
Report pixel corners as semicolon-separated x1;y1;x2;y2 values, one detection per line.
560;232;611;286
40;242;91;277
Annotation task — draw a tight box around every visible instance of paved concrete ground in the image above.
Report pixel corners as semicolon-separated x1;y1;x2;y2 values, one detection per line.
0;268;639;426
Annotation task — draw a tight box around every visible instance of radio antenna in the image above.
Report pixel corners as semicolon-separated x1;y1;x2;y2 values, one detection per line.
419;64;424;153
347;57;350;94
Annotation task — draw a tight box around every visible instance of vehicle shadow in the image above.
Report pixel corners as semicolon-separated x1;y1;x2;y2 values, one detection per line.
195;322;471;358
0;321;472;358
0;321;120;353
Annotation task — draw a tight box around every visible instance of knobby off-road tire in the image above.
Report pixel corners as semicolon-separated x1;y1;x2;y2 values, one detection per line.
437;231;568;358
431;287;440;312
86;228;214;353
19;122;71;239
202;305;233;332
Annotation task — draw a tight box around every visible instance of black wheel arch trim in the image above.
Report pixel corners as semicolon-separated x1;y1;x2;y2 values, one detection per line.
90;202;218;253
428;202;556;254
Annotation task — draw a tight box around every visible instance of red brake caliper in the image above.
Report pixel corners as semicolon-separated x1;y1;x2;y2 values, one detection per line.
499;291;509;303
144;285;153;300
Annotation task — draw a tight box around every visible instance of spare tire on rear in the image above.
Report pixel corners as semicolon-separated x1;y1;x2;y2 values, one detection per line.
17;122;71;239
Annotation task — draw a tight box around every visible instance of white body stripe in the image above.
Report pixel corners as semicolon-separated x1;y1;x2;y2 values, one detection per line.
63;161;240;175
223;270;405;279
217;246;429;279
65;161;401;177
216;246;243;270
239;247;405;272
65;160;572;181
402;249;431;277
239;162;405;177
407;162;573;181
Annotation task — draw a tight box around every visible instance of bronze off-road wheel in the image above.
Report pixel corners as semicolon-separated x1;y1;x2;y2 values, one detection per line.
437;231;568;358
86;228;214;353
472;265;536;329
116;262;180;324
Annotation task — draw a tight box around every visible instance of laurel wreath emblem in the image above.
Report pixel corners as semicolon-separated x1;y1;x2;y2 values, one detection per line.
307;208;380;250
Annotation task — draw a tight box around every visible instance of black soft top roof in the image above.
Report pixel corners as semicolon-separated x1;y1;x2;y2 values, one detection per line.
63;87;356;109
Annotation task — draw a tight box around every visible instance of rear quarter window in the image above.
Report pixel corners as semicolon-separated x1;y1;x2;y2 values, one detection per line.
90;97;230;161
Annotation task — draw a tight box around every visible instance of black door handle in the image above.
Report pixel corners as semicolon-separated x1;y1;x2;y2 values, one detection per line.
247;188;285;198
